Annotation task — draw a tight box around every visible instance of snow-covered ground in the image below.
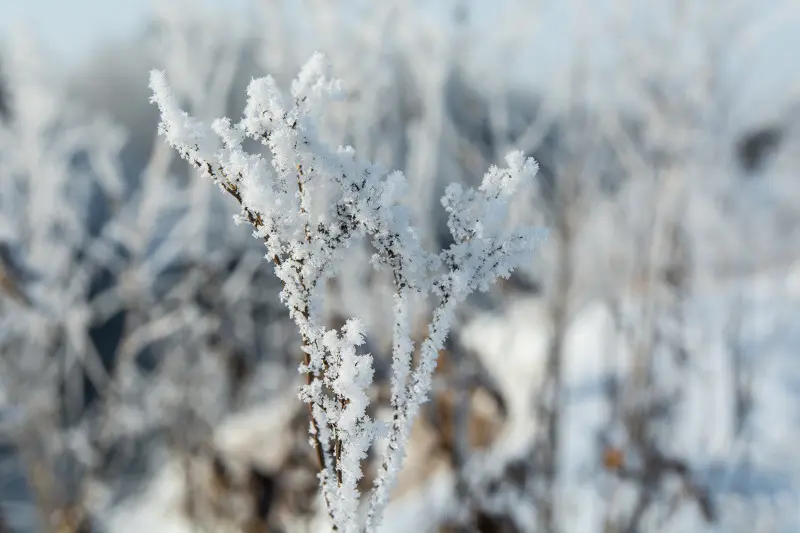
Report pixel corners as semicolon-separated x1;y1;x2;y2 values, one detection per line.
101;258;799;533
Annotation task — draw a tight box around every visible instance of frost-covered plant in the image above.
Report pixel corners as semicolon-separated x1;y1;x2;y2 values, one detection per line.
150;51;543;532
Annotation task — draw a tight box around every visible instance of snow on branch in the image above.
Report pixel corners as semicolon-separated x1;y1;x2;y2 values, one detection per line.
150;51;544;533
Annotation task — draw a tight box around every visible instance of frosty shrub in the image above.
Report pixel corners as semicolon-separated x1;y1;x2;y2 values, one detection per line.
150;52;543;533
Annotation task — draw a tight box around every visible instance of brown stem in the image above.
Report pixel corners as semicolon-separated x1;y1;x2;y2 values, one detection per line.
192;160;333;472
297;163;346;490
199;159;340;528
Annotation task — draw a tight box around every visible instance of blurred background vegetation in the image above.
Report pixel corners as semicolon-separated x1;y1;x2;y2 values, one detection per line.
0;1;798;532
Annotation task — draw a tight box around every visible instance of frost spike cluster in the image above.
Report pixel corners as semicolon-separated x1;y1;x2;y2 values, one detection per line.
150;52;543;533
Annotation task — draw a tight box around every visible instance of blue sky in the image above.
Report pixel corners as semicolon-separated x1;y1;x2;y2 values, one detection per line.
0;0;249;63
1;0;797;128
0;0;147;61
